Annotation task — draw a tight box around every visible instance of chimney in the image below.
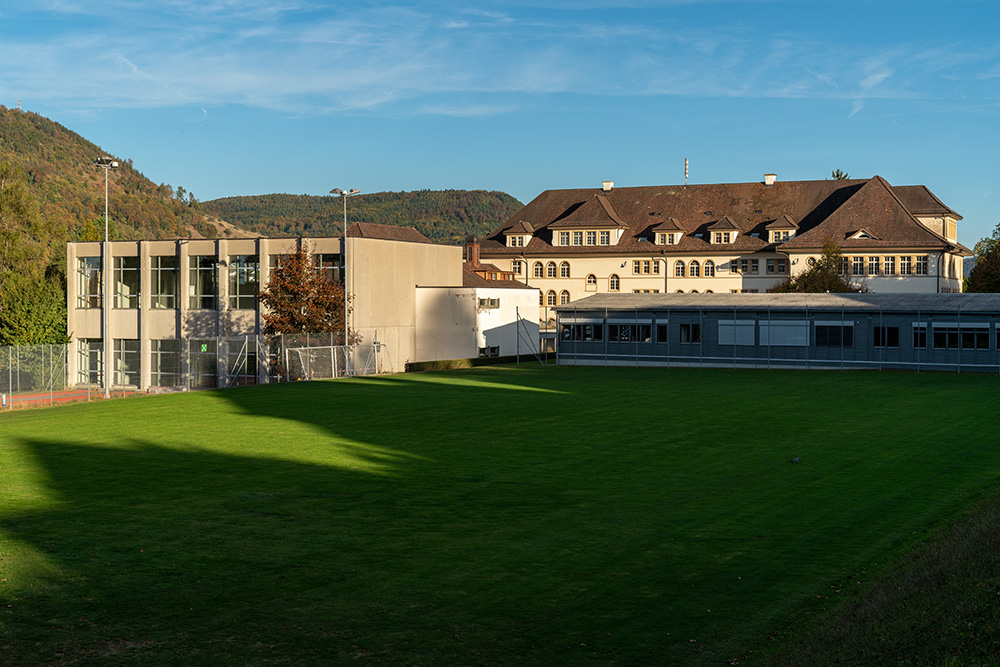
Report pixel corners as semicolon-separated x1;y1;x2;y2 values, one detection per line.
764;173;777;186
602;180;614;192
465;234;480;267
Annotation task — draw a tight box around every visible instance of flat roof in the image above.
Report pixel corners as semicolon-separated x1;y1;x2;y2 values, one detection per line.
555;292;1000;314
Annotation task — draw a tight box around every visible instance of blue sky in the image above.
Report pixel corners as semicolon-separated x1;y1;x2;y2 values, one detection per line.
2;1;999;245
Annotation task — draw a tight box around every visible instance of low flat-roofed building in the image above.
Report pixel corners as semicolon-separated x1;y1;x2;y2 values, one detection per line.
555;292;1000;373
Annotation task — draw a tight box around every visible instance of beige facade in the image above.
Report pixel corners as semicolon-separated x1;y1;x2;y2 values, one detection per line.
346;236;463;366
480;176;969;326
67;233;462;390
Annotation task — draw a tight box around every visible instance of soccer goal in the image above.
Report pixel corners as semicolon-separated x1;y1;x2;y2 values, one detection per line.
282;343;394;381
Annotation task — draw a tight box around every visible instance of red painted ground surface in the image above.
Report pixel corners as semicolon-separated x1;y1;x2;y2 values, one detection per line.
1;388;134;409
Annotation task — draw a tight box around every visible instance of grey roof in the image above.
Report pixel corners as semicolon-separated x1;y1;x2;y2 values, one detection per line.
555;292;1000;314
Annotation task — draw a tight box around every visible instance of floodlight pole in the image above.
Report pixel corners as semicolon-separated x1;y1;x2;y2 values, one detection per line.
96;156;119;399
329;187;361;371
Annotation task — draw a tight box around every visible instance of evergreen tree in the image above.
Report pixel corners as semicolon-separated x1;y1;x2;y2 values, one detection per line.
769;238;867;293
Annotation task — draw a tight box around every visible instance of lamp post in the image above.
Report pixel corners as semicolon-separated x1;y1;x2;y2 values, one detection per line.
95;156;119;399
329;188;360;360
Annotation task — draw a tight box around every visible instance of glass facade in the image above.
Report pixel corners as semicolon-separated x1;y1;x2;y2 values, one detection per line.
189;256;218;309
229;255;259;309
151;255;178;309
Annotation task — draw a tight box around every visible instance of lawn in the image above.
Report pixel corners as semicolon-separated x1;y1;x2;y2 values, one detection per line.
1;365;999;665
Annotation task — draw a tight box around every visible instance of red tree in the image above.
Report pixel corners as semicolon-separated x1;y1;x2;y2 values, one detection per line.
257;242;360;342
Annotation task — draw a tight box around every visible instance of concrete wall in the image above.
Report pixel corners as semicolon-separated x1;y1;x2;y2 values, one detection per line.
414;286;541;361
415;288;478;361
347;237;462;366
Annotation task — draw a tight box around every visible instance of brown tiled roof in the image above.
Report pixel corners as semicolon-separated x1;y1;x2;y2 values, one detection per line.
708;215;742;231
347;222;432;244
547;193;629;229
506;220;534;234
650;217;685;232
893;185;962;220
482;177;962;257
780;177;947;250
462;264;536;289
766;214;798;230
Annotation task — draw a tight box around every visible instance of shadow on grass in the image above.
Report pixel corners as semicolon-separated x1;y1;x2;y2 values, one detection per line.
0;437;436;665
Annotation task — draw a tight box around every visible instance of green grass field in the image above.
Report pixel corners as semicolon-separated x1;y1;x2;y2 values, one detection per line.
1;365;999;666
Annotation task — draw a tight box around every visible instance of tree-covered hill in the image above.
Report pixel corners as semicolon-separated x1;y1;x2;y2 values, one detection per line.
202;190;523;245
0;106;226;261
0;106;232;344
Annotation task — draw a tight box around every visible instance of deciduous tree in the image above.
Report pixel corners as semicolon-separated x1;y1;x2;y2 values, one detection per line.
769;237;867;293
257;241;360;342
966;223;1000;292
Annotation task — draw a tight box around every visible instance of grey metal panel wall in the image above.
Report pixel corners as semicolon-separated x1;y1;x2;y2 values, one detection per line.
556;306;1000;373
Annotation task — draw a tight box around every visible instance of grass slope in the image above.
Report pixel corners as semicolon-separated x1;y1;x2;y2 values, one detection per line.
1;366;999;666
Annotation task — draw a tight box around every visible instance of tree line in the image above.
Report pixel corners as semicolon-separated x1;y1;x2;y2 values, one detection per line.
202;190;522;245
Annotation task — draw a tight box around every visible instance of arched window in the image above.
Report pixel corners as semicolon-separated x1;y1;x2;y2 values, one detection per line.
674;261;685;278
675;289;685;293
546;290;557;306
704;260;715;277
586;274;596;286
546;262;557;278
609;274;620;291
559;290;570;305
560;261;570;278
705;289;714;293
689;260;700;277
690;289;699;293
539;291;544;305
533;262;544;278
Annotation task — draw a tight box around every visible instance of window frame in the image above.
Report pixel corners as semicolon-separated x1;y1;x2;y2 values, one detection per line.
77;256;103;309
150;255;178;309
228;255;260;310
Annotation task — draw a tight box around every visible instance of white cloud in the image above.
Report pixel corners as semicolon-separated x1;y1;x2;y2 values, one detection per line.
2;2;998;118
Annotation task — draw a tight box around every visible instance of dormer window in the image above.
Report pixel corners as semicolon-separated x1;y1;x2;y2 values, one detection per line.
713;232;733;244
559;231;570;246
772;230;792;243
507;235;525;248
657;232;680;245
572;231;583;246
599;231;610;245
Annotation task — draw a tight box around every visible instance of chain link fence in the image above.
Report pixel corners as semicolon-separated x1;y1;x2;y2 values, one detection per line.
1;335;397;410
0;345;70;409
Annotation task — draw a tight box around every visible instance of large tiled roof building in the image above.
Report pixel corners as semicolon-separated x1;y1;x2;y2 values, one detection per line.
477;175;970;331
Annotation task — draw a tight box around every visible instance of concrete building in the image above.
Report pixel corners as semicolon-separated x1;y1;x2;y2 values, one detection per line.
555;292;1000;373
66;223;483;390
415;246;540;361
479;175;972;332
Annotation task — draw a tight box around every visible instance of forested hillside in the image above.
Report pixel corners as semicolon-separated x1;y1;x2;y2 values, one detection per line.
0;106;226;344
202;190;522;244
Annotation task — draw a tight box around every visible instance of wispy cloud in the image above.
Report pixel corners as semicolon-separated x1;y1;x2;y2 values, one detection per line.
3;2;1000;118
